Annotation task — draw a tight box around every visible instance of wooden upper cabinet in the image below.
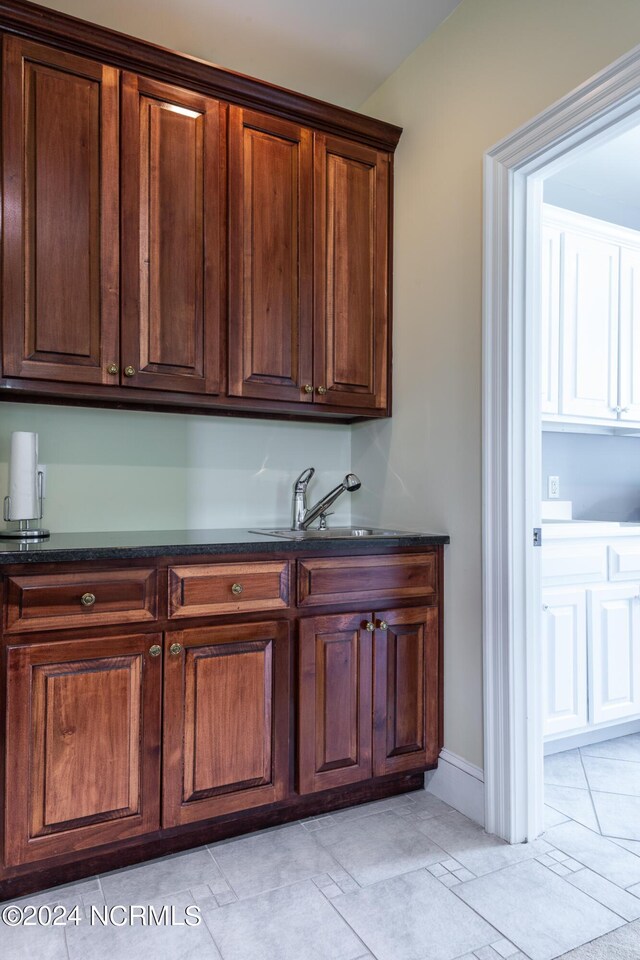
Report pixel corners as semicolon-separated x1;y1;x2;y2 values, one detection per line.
162;620;290;826
228;108;313;403
120;74;225;393
4;632;161;866
314;134;390;411
1;36;119;385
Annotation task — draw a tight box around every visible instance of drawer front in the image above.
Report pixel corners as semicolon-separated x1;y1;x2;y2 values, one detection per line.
169;561;290;618
542;544;607;586
297;553;437;607
609;543;640;581
4;569;158;634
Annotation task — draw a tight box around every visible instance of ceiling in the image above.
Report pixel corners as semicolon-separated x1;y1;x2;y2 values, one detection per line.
545;124;640;224
37;0;462;108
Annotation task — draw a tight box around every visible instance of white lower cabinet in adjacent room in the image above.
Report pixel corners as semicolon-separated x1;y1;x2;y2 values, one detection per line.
588;584;640;725
542;526;640;744
542;589;588;738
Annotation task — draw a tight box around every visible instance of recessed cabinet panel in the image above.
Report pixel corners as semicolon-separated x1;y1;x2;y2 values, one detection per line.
373;606;439;776
541;224;560;415
588;585;640;724
314;134;389;411
2;36;119;384
542;589;588;738
4;633;161;866
560;231;619;421
121;74;224;393
619;247;640;423
163;621;289;826
228;108;313;402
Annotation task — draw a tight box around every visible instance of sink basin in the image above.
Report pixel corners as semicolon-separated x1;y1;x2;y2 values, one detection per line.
250;527;416;540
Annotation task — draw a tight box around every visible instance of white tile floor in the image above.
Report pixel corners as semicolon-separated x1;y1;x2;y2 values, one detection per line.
4;739;640;960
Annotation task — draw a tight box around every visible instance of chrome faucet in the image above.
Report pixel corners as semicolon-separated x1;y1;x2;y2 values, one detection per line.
291;467;361;530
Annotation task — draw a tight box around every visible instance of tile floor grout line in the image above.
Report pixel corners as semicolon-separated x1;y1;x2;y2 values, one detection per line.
578;747;605;836
322;894;383;960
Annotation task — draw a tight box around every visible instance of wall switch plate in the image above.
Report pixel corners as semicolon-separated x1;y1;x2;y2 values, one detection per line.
548;475;560;499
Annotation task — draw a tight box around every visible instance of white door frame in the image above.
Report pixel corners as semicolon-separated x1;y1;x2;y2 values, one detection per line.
483;44;640;843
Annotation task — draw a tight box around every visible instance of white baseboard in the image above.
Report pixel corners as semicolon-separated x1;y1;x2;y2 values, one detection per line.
425;748;485;826
544;717;640;755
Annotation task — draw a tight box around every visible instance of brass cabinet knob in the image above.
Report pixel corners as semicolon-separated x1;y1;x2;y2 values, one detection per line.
378;620;388;631
169;642;183;656
107;363;119;376
303;384;313;394
365;621;375;632
316;386;327;395
80;592;96;607
124;365;136;377
149;644;162;657
231;582;243;596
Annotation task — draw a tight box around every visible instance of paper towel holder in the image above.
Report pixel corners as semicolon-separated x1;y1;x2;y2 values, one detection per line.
2;470;50;539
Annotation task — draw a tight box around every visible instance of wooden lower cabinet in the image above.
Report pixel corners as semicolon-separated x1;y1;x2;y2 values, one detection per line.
298;612;373;794
373;606;439;776
162;620;290;826
4;632;162;866
298;605;438;794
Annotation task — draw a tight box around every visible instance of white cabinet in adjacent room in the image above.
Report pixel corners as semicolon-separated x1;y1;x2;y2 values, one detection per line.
541;224;560;416
560;230;619;422
619;246;640;423
542;588;588;737
588;584;640;725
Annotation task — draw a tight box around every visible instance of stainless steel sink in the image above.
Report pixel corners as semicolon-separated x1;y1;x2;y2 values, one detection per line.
250;527;416;540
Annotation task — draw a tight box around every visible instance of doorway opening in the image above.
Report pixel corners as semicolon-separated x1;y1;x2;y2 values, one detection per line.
483;43;640;843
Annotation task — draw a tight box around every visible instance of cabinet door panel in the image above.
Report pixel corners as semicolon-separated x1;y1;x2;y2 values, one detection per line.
228;108;313;402
298;612;372;793
314;134;389;410
373;606;439;775
619;247;640;423
163;621;289;826
2;36;119;384
560;231;619;420
588;584;640;724
121;74;224;393
541;224;560;415
542;589;588;738
5;633;161;866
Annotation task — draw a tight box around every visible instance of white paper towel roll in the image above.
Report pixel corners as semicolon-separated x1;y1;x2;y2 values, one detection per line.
8;432;39;520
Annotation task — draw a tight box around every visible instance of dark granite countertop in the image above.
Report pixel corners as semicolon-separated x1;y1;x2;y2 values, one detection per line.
0;527;450;565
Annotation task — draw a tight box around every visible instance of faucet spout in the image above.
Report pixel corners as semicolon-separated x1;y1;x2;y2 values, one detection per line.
292;472;362;531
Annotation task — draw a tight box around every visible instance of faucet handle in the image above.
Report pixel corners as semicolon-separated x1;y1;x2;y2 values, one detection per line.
294;467;315;489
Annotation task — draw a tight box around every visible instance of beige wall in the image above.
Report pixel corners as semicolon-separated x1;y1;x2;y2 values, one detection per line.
353;0;640;768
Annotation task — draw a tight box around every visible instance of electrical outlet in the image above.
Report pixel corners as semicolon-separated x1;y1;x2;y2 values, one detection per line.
548;475;560;499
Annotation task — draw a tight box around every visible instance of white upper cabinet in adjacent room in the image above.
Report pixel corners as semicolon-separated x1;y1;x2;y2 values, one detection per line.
541;225;560;416
619;246;640;423
560;229;619;421
542;205;640;429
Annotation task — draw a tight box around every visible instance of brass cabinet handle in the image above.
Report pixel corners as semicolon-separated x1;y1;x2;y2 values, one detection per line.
303;384;313;394
377;620;388;631
316;386;327;395
149;644;162;657
80;592;96;607
231;583;243;596
107;363;119;376
170;642;183;656
124;365;136;377
365;621;375;632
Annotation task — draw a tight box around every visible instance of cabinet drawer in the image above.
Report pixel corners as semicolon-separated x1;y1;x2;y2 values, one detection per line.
297;553;437;607
169;561;290;618
4;569;158;634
